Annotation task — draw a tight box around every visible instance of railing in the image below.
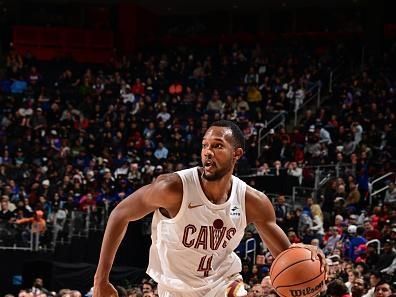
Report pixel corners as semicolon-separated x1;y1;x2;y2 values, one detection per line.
292;186;316;207
328;71;334;94
294;82;321;126
245;238;256;264
257;111;287;158
366;239;381;255
369;172;395;205
0;224;41;251
0;206;110;252
264;192;294;205
238;163;355;207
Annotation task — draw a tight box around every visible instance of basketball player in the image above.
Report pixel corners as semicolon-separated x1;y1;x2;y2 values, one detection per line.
94;120;326;297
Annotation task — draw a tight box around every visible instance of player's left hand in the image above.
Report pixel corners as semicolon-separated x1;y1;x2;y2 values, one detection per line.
289;243;328;278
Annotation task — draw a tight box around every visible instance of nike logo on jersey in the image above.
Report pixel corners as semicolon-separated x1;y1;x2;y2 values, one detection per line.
188;202;204;209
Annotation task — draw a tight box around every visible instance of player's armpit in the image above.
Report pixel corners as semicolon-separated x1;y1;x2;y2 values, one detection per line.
245;187;291;258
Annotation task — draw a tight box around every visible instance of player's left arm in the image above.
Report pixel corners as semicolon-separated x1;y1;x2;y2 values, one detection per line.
245;186;291;258
245;187;328;274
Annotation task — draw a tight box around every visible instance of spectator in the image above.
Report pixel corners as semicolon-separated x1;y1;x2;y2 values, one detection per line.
127;288;143;297
383;182;396;206
375;240;395;272
249;283;264;297
346;225;367;261
115;286;128;297
16;210;46;236
31;278;50;296
141;281;154;294
362;271;382;297
206;91;223;113
153;142;169;161
366;244;380;270
260;276;273;296
374;281;394;297
310;204;325;241
298;209;313;243
287;162;303;185
115;161;130;179
351;278;366;297
156;104;171;123
79;193;97;212
327;279;351;297
346;181;361;212
274;194;289;230
324;226;342;255
345;270;361;293
0;198;15;223
363;219;381;241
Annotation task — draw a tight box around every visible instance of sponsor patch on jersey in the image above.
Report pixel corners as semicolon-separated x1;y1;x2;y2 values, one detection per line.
230;205;241;216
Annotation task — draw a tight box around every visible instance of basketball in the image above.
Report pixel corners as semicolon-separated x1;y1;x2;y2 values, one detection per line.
270;247;326;297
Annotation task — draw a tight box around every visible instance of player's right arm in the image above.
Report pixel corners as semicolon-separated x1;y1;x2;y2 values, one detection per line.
93;174;182;297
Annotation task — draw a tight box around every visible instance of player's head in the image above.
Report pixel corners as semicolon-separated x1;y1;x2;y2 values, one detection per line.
201;120;244;181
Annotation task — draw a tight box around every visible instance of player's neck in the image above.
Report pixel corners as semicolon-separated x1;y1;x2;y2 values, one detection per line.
199;172;233;204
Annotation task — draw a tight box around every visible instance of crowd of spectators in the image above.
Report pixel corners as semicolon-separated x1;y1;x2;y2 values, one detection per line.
1;39;395;296
0;42;330;245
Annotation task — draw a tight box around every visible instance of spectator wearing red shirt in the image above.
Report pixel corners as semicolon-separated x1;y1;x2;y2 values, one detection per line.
363;219;382;241
132;78;145;96
79;192;97;212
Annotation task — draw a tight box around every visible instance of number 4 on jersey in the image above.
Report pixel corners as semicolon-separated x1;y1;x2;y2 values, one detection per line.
197;255;213;277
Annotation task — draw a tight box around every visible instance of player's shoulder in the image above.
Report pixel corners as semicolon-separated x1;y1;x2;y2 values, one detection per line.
245;186;272;211
152;173;183;195
245;185;270;203
245;185;274;221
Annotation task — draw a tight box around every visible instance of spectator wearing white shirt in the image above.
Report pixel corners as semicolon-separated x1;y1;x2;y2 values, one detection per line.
384;182;396;205
120;83;135;105
156;104;171;123
323;226;342;255
351;121;363;146
362;272;382;297
287;161;303;185
114;161;129;179
319;126;332;144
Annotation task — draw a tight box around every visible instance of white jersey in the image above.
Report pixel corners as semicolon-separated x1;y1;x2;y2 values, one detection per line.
147;167;247;293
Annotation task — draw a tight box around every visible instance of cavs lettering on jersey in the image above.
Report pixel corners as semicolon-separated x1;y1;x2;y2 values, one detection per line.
147;167;247;293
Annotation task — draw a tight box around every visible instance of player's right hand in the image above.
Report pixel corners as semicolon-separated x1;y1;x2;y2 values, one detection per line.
93;280;118;297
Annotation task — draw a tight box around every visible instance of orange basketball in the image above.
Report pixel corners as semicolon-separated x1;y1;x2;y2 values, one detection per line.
270;247;325;297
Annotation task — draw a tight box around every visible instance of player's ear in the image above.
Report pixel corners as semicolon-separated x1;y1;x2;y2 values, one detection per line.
234;148;244;161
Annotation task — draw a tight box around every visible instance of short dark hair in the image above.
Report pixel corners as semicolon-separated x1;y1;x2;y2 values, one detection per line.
375;280;394;293
142;280;154;289
116;285;128;297
210;120;245;150
370;271;382;279
327;279;349;297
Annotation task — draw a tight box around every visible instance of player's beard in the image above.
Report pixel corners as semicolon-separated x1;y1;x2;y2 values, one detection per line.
201;159;233;181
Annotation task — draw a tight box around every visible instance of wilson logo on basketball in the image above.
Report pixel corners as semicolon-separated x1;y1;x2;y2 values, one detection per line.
289;280;324;297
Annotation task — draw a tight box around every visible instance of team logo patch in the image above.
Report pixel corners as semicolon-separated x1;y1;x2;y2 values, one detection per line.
230;205;241;216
